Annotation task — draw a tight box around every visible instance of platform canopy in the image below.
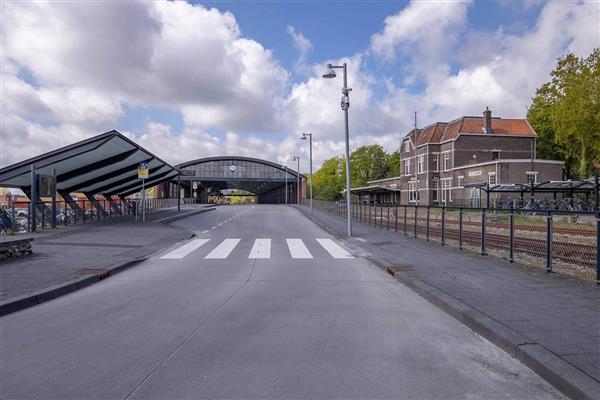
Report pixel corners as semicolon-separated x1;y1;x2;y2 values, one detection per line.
464;179;598;194
0;130;177;197
350;185;401;195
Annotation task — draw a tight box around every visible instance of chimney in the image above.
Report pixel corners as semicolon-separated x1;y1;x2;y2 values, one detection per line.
484;107;492;134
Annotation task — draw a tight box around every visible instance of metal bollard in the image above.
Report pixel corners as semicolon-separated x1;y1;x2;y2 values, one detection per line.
404;206;407;235
459;208;463;250
414;207;418;238
596;211;599;285
387;206;390;230
546;210;553;273
481;208;487;255
441;207;446;246
509;206;514;263
395;206;398;232
426;207;430;241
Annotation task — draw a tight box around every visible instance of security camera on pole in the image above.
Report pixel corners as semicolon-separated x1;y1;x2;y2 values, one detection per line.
138;162;149;222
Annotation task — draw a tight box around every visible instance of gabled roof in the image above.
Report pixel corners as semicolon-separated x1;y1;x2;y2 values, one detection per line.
0;130;178;197
441;117;536;141
402;112;537;146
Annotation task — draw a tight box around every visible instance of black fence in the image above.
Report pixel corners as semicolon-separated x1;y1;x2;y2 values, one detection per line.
1;197;184;234
306;199;600;284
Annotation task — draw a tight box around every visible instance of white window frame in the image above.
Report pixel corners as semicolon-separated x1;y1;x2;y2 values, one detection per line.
441;178;452;203
404;159;411;175
526;171;538;185
404;141;410;153
443;152;451;171
417;155;425;174
408;181;418;202
457;176;464;188
488;172;497;186
432;154;439;172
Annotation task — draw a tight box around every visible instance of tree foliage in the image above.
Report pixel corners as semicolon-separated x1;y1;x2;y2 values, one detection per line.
528;49;600;178
312;145;402;200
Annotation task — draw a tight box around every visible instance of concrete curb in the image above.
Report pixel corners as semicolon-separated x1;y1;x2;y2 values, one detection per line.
0;258;144;317
154;207;215;224
294;205;600;400
0;227;197;318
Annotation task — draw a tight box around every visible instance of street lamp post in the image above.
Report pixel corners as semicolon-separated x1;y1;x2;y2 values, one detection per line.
292;156;300;204
301;133;313;213
323;63;352;236
284;165;288;205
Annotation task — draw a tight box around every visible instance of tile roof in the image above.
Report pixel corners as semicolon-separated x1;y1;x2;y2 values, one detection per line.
402;114;536;146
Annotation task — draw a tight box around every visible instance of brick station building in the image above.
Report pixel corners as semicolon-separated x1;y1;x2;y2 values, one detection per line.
353;108;564;206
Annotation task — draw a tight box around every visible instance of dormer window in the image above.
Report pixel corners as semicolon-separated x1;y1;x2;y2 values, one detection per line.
404;141;410;153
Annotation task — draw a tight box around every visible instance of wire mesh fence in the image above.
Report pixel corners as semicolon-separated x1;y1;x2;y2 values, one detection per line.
302;199;599;283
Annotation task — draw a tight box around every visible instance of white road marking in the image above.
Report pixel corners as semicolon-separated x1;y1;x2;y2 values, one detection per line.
160;239;210;259
286;239;313;259
316;238;354;259
249;238;271;259
205;239;241;259
202;230;209;234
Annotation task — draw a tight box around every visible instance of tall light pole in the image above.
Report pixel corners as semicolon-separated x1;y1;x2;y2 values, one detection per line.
284;165;288;205
301;132;313;213
323;63;352;236
292;156;300;204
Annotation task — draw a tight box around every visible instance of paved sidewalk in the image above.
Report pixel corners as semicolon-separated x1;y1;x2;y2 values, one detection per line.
296;205;600;400
0;205;212;303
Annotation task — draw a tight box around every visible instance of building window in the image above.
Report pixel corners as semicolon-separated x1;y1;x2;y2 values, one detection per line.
404;141;410;153
409;181;418;202
441;178;452;203
527;172;537;185
492;151;500;161
488;172;497;186
444;153;451;171
404;159;411;175
457;176;464;187
432;154;439;172
417;155;425;174
432;180;438;202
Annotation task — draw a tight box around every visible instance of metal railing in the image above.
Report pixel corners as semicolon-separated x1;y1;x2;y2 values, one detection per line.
1;197;183;234
303;199;599;283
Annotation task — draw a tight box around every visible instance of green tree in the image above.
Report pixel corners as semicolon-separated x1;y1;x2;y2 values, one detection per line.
385;150;400;178
349;144;388;186
528;49;600;178
312;156;345;200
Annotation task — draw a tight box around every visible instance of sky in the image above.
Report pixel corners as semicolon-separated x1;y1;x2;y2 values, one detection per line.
1;0;598;171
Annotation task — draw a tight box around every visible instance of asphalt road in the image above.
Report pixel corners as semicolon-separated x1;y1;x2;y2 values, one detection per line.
0;205;565;399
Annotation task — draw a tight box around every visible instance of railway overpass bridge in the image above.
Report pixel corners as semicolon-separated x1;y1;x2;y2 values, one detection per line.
167;156;306;204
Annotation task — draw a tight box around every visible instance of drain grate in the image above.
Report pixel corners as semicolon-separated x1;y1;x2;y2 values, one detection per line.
387;265;414;276
372;241;394;246
74;268;110;280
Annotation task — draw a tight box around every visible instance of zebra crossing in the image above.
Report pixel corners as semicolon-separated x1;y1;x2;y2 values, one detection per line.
160;238;354;260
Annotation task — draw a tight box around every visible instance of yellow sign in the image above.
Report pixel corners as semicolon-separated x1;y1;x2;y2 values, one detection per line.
138;162;149;179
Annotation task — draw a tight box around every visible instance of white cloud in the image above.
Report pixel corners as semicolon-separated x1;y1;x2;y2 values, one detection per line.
1;0;598;173
380;0;599;128
1;1;288;133
370;0;472;83
287;25;313;74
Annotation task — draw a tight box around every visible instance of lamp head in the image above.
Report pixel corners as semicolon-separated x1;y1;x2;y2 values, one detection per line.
301;133;308;140
322;67;336;79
